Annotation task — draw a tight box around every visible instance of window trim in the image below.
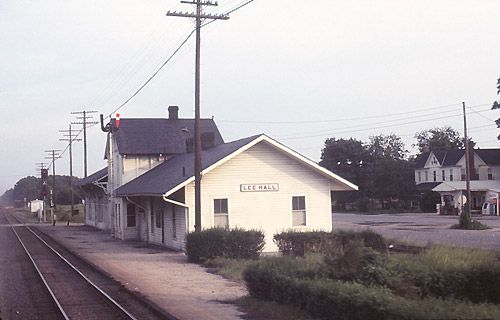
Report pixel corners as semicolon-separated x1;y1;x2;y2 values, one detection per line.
213;198;229;229
126;203;136;228
292;196;307;227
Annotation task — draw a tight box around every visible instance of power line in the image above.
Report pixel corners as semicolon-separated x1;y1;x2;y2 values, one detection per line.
105;29;196;119
280;107;492;139
72;110;98;177
280;109;492;141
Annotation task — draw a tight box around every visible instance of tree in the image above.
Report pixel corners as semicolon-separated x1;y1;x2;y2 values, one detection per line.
0;175;82;207
414;126;467;152
368;134;407;161
320;134;416;210
320;138;369;186
320;138;370;209
366;134;415;208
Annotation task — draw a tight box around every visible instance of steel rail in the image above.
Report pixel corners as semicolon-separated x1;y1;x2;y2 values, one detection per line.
7;213;138;320
7;216;70;320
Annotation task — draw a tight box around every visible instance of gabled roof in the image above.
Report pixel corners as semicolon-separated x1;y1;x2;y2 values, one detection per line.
115;134;358;197
77;167;108;187
414;152;430;169
110;118;224;155
476;149;500;166
415;149;465;169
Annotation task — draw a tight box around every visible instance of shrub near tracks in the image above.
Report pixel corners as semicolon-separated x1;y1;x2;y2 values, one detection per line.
243;256;500;320
273;229;387;257
186;228;264;263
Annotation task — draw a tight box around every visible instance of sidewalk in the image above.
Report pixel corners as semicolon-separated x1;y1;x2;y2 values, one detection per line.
33;222;248;320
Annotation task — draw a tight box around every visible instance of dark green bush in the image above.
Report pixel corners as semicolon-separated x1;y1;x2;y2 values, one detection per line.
334;229;387;253
273;231;332;256
244;257;500;320
273;229;386;257
390;247;500;303
186;228;264;263
323;239;392;286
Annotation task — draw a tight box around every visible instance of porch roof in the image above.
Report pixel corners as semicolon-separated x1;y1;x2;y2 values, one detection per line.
432;180;500;193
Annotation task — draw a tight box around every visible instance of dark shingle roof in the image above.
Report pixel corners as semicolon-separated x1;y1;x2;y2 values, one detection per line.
115;135;260;196
414;152;430;169
415;149;465;168
476;149;500;166
112;118;224;155
441;149;465;166
77;167;108;187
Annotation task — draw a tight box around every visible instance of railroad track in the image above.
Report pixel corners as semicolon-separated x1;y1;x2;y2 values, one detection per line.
3;211;170;320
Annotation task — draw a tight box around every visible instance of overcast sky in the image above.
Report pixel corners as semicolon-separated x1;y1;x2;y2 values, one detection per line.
1;0;500;194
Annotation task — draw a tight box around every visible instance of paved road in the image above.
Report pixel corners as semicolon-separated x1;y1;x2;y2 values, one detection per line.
332;212;500;250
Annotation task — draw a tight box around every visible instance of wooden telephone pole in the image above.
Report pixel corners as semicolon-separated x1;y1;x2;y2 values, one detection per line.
167;1;229;232
60;125;81;226
462;102;472;223
72;110;98;178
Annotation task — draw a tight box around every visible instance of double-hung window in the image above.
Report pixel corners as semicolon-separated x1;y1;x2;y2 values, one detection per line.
126;203;136;227
292;196;306;227
214;198;229;229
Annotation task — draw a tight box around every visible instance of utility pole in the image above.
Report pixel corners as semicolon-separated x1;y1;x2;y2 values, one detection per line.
60;125;81;226
72;110;98;178
462;102;472;224
167;0;229;232
45;149;61;225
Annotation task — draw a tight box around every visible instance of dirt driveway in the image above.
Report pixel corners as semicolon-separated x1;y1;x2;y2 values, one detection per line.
332;212;500;251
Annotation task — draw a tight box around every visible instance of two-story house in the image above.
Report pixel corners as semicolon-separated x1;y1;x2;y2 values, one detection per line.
80;106;358;251
415;149;500;215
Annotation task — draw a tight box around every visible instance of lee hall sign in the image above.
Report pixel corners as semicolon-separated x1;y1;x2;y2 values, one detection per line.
240;183;279;192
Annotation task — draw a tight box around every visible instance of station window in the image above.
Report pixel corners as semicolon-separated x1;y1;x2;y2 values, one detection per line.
127;203;136;227
214;198;229;229
292;196;306;227
156;206;162;228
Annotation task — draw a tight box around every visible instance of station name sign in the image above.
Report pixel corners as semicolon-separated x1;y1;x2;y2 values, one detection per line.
240;183;279;192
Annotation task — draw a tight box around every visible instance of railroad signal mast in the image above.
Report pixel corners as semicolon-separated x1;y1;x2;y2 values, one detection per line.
167;1;229;232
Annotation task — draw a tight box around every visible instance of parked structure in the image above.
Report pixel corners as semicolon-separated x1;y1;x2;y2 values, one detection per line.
414;149;500;215
80;107;357;251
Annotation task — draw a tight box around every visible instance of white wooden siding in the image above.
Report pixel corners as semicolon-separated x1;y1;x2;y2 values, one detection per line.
186;141;333;252
146;198;186;250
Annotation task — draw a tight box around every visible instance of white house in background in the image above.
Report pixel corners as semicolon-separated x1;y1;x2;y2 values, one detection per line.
79;106;357;252
414;148;500;215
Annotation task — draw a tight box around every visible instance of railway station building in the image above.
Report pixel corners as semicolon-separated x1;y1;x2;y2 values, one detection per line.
79;106;357;252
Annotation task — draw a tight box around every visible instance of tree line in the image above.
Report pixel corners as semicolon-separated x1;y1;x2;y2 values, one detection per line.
320;126;470;211
0;175;82;207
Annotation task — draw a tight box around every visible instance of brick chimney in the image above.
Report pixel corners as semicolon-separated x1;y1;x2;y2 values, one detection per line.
168;105;179;120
